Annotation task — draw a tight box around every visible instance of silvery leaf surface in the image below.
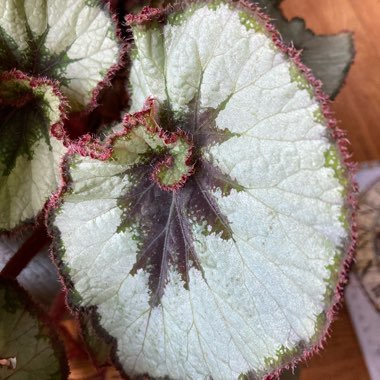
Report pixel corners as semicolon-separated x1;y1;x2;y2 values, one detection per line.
121;0;354;98
0;71;66;232
0;0;123;232
252;1;354;98
51;2;354;379
0;0;122;110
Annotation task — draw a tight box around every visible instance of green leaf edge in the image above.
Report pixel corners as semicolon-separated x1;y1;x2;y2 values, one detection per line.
48;1;358;379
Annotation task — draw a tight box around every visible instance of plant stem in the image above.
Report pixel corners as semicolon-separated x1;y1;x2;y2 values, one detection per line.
0;224;50;279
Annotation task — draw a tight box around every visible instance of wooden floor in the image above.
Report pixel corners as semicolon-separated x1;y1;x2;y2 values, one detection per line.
282;0;380;379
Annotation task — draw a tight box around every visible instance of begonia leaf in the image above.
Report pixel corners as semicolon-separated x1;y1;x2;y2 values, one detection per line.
0;278;68;379
0;0;123;232
0;0;122;111
287;22;353;100
0;70;66;232
133;0;354;98
252;1;354;98
51;2;355;379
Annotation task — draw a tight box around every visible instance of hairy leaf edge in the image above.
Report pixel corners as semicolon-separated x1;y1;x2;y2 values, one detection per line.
47;1;358;379
1;1;128;235
283;16;355;100
50;0;130;144
0;69;69;237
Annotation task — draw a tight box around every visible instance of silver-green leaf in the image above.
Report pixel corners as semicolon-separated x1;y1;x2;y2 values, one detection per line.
51;2;354;379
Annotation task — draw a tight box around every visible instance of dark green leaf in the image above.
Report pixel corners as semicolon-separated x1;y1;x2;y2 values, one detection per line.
80;313;114;368
0;279;68;379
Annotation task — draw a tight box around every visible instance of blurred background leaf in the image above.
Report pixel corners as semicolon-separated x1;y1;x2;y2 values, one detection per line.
0;279;68;379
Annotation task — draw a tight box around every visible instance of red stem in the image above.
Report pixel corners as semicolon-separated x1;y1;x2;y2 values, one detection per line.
0;224;51;279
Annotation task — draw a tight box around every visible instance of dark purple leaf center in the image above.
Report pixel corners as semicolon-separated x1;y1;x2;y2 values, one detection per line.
117;100;244;306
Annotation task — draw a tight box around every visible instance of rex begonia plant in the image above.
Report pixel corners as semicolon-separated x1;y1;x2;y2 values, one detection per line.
50;1;356;379
1;0;356;379
0;0;123;233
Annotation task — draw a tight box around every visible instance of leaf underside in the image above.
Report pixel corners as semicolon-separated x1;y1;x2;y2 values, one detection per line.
0;279;68;380
53;2;351;379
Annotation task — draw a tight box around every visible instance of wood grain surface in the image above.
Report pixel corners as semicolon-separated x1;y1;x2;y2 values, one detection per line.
282;0;380;379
